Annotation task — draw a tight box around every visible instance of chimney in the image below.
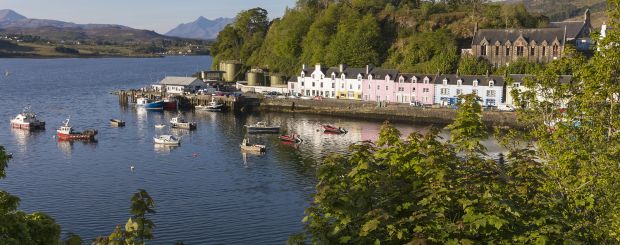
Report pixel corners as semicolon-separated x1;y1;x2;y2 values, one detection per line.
339;64;346;73
366;64;374;74
315;63;321;71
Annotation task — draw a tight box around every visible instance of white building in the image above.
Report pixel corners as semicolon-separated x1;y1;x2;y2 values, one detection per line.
433;75;505;106
153;76;204;94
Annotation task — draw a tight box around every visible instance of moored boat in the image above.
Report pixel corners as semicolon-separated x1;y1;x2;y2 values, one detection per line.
154;124;167;129
136;97;164;110
10;107;45;130
163;97;178;111
279;134;302;143
170;114;197;130
153;135;180;145
245;122;280;133
110;119;125;127
322;124;347;134
196;97;226;112
56;118;97;140
240;138;266;153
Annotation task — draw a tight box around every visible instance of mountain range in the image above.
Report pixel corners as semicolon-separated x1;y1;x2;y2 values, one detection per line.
165;16;233;40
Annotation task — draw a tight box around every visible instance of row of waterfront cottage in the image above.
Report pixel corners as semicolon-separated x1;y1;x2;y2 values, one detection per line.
287;64;549;107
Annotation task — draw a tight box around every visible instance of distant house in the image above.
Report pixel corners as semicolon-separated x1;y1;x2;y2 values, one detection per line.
434;75;505;106
362;68;398;103
155;76;204;94
340;66;371;100
290;64;368;100
469;9;593;66
506;74;573;108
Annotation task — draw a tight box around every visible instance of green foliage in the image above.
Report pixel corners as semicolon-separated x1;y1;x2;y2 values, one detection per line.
0;146;61;245
448;93;488;154
458;55;492;75
93;189;156;245
384;30;459;73
494;58;543;75
324;13;383;67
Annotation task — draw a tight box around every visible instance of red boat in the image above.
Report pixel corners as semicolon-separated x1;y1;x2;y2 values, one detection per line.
279;134;303;143
56;118;97;140
322;125;347;134
163;97;178;111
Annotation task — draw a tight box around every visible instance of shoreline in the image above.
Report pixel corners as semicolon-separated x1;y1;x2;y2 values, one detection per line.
256;98;521;128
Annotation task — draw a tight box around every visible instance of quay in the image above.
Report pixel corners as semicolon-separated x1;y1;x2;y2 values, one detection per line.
115;90;260;112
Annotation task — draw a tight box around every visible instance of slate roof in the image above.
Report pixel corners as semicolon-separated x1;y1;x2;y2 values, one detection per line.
343;67;369;79
549;21;587;40
509;74;573;84
369;68;399;79
159;76;202;86
325;67;342;76
436;75;505;86
288;76;298;83
473;28;565;45
398;74;438;83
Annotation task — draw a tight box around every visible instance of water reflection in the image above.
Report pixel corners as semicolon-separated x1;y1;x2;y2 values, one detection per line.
154;143;179;155
10;128;44;149
56;139;98;157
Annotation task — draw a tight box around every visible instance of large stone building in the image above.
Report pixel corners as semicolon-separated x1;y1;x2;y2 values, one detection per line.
469;10;593;66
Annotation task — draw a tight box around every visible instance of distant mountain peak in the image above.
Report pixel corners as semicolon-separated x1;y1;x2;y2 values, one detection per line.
165;16;233;40
0;9;27;22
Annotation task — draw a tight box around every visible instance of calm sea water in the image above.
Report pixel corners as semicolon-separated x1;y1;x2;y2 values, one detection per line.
0;56;504;244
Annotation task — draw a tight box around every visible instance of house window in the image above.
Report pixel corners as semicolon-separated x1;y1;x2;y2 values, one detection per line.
423;88;429;93
377;85;380;90
505;47;510;56
530;47;535;56
368;84;371;89
514;83;520;88
480;45;487;56
358;85;361;90
331;74;335;79
332;83;335;88
487;90;496;97
320;82;323;88
552;44;559;56
443;79;448;86
542;46;546;56
456;89;463;95
399;78;404;83
385;86;389;91
291;84;295;89
489;81;494;87
457;80;462;86
516;46;524;56
440;88;449;95
424;78;429;84
412;87;416;92
311;74;315;79
473;80;478;87
341;83;344;89
312;82;315;87
301;82;304;86
301;73;305;78
398;87;404;92
350;84;352;89
495;45;500;56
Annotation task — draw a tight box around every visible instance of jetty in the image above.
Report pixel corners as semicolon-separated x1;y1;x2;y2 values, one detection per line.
116;90;260;112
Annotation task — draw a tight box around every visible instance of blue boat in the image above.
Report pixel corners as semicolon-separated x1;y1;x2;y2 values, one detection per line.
136;98;164;110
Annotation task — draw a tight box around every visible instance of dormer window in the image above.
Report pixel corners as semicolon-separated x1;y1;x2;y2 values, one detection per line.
552;44;559;56
357;75;362;81
301;73;305;78
320;75;324;79
480;44;487;56
399;77;404;83
412;78;417;84
423;78;429;84
331;74;335;79
311;74;315;79
473;80;479;87
489;80;494;87
442;79;448;86
457;79;462;86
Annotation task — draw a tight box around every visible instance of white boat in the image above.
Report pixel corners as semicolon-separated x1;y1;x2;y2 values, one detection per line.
244;122;280;133
154;124;166;129
240;138;266;153
153;135;180;145
10;107;45;130
170;114;197;130
195;98;226;112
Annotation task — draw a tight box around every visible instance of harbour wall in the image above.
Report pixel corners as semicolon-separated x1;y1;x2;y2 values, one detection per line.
257;98;520;128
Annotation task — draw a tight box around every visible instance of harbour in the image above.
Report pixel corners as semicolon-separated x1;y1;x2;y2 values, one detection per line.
0;56;507;244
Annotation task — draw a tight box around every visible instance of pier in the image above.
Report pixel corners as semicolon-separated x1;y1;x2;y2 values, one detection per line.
116;90;260;112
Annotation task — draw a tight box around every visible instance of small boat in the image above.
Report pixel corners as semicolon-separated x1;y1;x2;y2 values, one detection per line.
170;114;197;130
153;135;180;145
240;138;266;153
322;124;347;134
56;118;97;140
245;122;280;133
136;97;164;110
154;124;167;129
10;107;45;130
110;119;125;127
196;98;226;112
279;134;303;143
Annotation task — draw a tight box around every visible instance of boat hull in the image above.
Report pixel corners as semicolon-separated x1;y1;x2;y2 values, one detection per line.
240;144;266;153
246;127;280;134
163;100;177;110
171;123;197;130
56;131;97;140
139;101;165;110
110;120;125;127
10;121;45;130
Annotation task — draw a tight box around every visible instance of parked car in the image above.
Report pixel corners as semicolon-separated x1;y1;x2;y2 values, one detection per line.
497;104;516;112
409;101;423;107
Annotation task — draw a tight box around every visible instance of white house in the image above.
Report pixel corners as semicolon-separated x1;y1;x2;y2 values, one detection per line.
506;74;572;108
155;76;204;94
434;75;505;106
338;65;372;100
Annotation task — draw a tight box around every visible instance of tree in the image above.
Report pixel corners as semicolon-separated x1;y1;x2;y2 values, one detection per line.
458;55;492;75
448;93;488;154
93;189;156;245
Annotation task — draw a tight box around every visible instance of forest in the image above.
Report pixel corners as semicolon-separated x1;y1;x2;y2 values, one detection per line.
211;0;551;76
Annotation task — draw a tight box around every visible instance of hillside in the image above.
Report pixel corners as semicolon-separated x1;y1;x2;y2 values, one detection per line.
166;17;233;40
506;0;607;26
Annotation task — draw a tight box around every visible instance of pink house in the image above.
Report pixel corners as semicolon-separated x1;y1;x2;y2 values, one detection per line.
362;68;399;103
405;74;436;105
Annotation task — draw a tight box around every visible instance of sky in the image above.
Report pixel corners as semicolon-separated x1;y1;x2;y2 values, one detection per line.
1;0;297;33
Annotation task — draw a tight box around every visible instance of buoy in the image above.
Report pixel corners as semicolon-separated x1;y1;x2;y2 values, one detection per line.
130;166;135;172
192;153;199;158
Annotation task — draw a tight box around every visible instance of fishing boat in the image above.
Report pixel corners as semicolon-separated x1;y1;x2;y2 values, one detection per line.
245;122;280;133
279;134;303;143
154;124;166;129
196;97;226;112
322;124;347;134
170;114;197;130
153;135;180;145
240;138;266;153
10;107;45;130
163;97;178;111
110;119;125;127
136;98;164;110
56;118;97;140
